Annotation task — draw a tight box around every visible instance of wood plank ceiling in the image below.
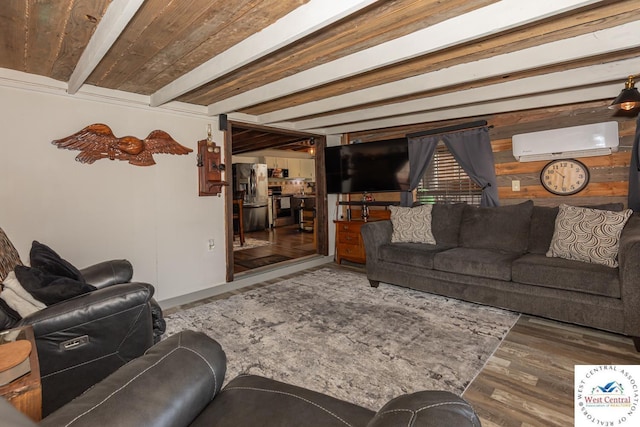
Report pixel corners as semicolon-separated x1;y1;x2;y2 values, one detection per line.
1;0;638;151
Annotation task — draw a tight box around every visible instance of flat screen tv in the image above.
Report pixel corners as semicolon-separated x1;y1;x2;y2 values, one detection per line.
325;138;410;194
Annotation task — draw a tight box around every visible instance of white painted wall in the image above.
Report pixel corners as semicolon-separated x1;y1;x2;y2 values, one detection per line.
325;134;341;244
0;82;228;302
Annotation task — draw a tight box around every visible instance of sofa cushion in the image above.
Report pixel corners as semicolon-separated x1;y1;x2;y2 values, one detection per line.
0;270;46;317
378;242;453;269
389;205;435;244
528;203;625;254
512;253;620;298
528;206;560;255
547;204;632;268
13;241;96;306
459;200;533;254
433;248;522;281
431;203;466;246
14;265;96;306
196;374;375;427
30;241;84;281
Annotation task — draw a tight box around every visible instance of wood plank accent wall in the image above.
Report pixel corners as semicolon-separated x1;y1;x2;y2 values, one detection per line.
345;100;638;208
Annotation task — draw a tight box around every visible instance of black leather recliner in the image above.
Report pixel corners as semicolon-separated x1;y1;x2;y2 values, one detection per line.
0;228;165;416
28;260;164;416
0;331;482;427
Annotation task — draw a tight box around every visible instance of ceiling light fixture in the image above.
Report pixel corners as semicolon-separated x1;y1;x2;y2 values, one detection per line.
610;74;640;111
308;138;315;156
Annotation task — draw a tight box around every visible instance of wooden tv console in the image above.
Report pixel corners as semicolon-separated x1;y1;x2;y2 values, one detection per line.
334;207;391;264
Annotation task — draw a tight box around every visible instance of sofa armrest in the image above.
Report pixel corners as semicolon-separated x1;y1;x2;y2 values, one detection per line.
41;331;227;427
361;221;393;283
80;259;133;289
18;282;156;415
19;282;153;337
361;220;393;261
618;213;640;336
367;391;481;427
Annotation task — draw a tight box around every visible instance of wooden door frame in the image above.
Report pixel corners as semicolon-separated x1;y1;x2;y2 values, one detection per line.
224;121;328;283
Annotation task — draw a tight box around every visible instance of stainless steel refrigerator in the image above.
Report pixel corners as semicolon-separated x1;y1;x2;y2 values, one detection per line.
232;163;268;231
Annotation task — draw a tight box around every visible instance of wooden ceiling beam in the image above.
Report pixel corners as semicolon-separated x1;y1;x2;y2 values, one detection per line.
250;0;639;118
149;0;379;108
207;0;601;115
67;0;144;94
319;83;619;135
264;20;640;126
292;56;640;130
184;0;493;106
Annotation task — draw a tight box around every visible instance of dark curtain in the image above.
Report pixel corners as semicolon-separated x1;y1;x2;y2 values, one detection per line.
401;135;439;206
628;115;640;211
402;127;499;207
443;127;499;207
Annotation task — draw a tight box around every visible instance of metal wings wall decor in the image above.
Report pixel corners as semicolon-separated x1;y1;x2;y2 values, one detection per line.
52;124;192;166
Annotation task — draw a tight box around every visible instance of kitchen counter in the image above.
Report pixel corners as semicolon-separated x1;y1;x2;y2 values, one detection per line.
292;196;316;205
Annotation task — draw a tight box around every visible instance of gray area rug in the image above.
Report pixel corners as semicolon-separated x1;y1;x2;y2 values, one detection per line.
164;268;519;410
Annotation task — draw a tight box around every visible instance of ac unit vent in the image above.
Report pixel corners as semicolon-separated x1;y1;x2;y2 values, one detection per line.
512;122;619;162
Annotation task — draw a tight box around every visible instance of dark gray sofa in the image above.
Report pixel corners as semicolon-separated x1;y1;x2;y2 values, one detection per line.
0;331;481;427
361;201;640;350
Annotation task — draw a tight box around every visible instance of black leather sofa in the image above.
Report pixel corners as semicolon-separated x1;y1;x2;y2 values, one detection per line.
2;258;164;416
0;331;482;427
1;227;166;415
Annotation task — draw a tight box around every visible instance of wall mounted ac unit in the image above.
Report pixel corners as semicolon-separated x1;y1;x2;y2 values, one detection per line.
512;121;619;162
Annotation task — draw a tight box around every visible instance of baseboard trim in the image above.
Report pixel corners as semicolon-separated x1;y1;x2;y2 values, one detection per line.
158;255;333;310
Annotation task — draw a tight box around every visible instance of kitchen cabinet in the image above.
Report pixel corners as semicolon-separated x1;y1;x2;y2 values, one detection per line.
288;159;301;178
263;156;288;169
264;156;276;168
263;156;314;180
300;159;315;180
286;158;315;179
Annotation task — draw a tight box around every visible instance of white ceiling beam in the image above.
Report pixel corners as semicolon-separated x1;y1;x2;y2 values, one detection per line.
315;84;619;135
208;0;601;116
149;0;380;108
292;57;640;131
263;20;640;125
67;0;144;95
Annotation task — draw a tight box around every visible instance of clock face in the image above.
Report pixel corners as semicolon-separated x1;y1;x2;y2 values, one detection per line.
540;159;589;196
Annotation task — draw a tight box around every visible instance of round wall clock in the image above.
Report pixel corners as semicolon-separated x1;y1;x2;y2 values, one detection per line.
540;159;590;196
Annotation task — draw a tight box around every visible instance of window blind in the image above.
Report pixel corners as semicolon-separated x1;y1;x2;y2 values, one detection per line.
416;142;482;205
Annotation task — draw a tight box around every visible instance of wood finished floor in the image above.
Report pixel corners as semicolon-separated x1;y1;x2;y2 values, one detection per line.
167;263;640;426
233;224;317;274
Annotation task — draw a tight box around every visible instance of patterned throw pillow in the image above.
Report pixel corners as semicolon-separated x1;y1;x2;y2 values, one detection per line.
546;204;633;268
0;227;23;283
389;205;436;244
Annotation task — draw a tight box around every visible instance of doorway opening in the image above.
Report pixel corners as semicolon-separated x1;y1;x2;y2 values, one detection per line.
224;122;328;282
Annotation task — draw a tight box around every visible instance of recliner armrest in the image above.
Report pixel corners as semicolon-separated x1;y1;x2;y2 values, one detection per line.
19;282;156;415
19;282;153;336
367;391;481;427
79;259;134;288
41;331;227;427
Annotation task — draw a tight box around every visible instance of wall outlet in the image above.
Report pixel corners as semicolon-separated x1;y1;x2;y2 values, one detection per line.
511;180;521;191
208;239;215;251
